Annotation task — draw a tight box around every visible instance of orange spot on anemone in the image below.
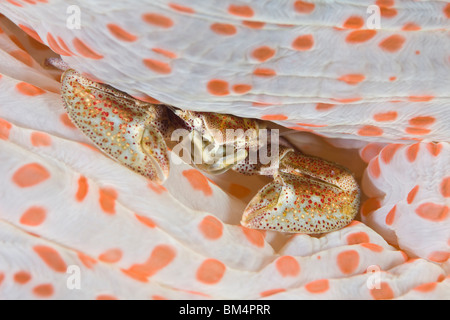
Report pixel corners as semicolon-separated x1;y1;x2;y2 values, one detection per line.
252;46;275;62
358;125;383;137
346;30;376;43
182;169;213;196
33;245;67;272
338;74;365;85
261;114;288;121
198;215;223;240
207;79;229;96
337;250;360;274
379;34;405;52
305;279;329;293
292;34;314;51
12;163;50;188
143;58;172;74
370;282;395;300
31;132;51;147
210;23;237;36
276;256;300;277
98;248;123;263
343;16;364;29
294;1;315;14
16;82;45;96
0;118;12;140
373;111;397;122
73;38;103;59
196;258;226;284
169;3;195;14
121;244;176;282
135;214;157;228
142;13;174;28
253;68;277;77
20;206;46;226
415;203;448;222
228;4;254;17
232;84;252;94
107;24;137;42
99;187;118;215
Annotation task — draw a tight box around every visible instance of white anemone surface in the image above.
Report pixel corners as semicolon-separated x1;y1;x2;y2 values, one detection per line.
0;0;448;299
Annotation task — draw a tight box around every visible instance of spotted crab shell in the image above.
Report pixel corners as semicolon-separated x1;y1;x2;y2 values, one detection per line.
0;0;449;300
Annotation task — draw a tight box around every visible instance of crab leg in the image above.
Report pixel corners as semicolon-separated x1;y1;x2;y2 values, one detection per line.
61;70;170;183
240;147;360;234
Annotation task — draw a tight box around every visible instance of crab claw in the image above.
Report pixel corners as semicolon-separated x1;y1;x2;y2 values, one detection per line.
139;118;171;183
61;69;170;183
241;149;360;234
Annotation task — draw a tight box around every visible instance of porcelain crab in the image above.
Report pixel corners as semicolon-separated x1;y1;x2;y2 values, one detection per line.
59;67;360;234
